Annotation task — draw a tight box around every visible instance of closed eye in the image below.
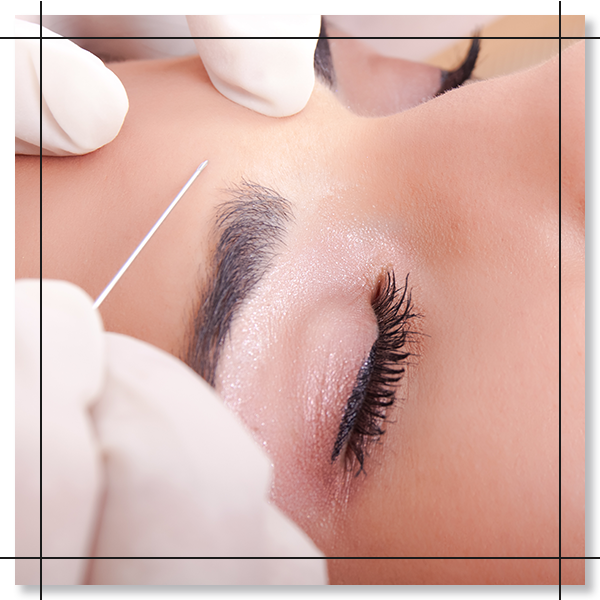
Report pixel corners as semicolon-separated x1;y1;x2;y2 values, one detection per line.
331;271;421;477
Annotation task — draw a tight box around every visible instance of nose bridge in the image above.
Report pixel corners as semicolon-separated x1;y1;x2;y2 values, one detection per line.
282;103;371;210
357;107;482;266
344;103;496;274
347;114;426;231
357;70;561;277
323;118;392;221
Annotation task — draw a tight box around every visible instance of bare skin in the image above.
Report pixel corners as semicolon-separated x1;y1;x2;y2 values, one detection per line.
20;40;584;584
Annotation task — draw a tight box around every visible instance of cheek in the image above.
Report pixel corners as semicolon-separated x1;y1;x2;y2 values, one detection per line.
323;242;560;561
328;558;561;585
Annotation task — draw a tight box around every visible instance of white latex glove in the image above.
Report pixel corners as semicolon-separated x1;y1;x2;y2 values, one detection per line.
187;15;321;117
15;18;129;156
15;15;320;156
15;279;327;585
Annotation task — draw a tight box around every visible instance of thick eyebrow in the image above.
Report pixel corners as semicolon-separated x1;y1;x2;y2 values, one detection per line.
183;27;332;385
183;181;293;387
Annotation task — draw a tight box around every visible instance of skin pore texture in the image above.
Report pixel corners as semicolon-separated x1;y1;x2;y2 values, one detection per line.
19;39;584;584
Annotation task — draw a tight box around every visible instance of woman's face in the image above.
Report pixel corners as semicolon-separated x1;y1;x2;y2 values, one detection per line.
25;38;584;583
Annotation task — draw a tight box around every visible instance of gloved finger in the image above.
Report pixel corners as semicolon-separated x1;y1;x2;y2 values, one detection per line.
17;15;196;61
187;15;321;117
87;332;326;581
15;18;129;156
15;280;42;568
87;558;327;585
16;279;106;583
39;280;105;580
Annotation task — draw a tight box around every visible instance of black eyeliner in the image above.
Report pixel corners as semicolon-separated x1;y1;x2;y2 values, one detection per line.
331;344;377;464
331;271;419;477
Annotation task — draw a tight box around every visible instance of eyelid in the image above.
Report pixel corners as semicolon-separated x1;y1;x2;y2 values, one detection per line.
331;271;420;477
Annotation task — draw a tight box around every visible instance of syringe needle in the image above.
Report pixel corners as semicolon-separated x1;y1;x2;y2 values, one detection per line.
93;160;208;310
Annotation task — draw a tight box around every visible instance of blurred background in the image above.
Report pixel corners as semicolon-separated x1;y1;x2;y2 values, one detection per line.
17;14;585;79
326;15;584;78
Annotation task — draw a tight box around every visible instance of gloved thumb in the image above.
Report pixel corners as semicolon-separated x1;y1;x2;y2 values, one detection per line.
187;15;320;118
15;18;129;156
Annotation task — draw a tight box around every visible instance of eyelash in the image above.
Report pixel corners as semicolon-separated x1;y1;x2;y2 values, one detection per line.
331;270;419;477
436;36;481;96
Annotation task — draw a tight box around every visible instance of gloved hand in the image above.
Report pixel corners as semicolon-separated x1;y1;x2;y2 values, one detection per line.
15;18;129;156
186;15;321;117
15;15;321;156
16;279;327;584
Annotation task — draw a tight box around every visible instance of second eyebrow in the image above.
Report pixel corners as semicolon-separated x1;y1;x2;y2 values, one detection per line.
184;180;294;387
314;17;336;87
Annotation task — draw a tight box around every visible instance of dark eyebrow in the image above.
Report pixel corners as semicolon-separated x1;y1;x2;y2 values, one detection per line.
183;181;293;387
183;21;331;386
314;17;336;88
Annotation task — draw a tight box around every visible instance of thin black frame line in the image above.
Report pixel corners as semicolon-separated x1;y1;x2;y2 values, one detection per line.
558;1;562;596
38;0;43;575
17;35;596;41
33;555;589;561
9;22;17;580
22;8;577;17
14;556;600;560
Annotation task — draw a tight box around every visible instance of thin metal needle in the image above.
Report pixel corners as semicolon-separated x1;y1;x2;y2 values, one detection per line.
93;160;208;310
